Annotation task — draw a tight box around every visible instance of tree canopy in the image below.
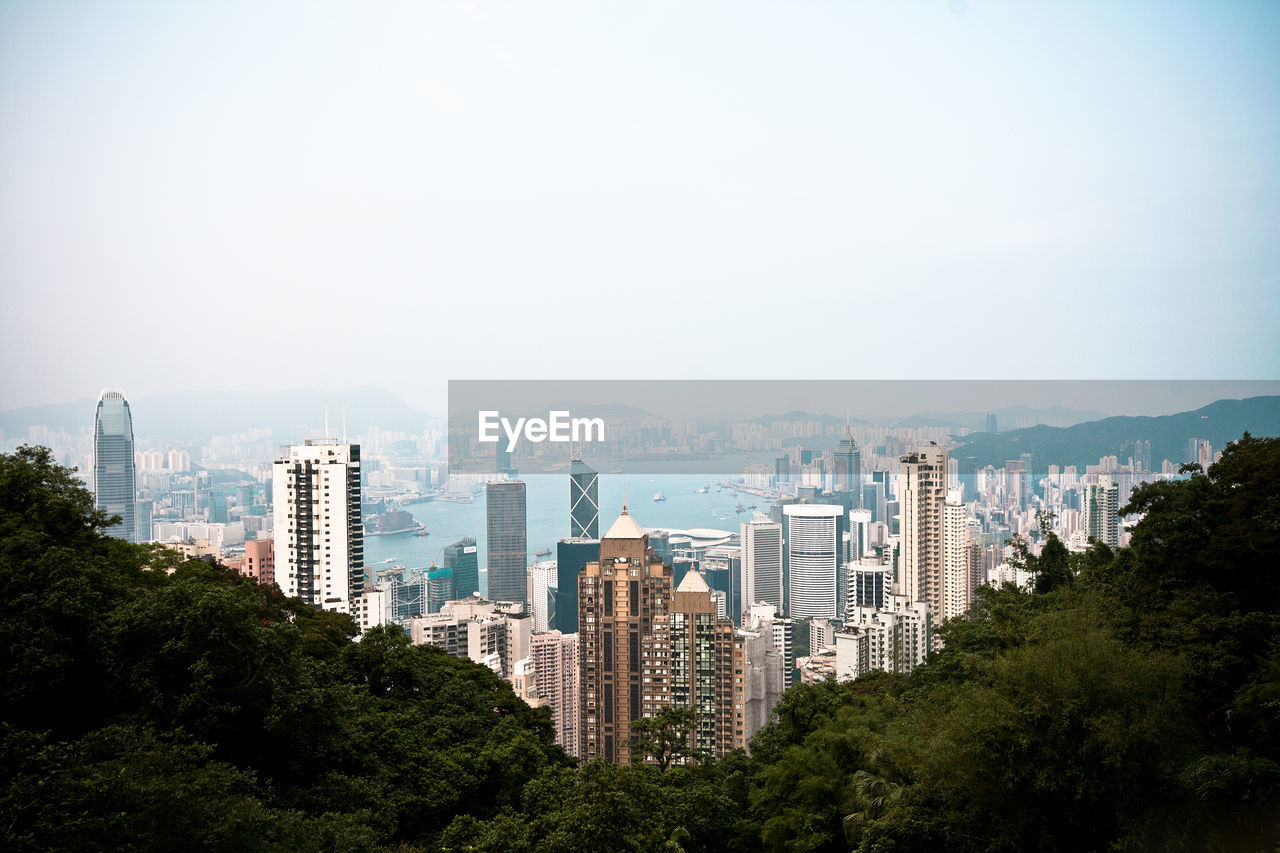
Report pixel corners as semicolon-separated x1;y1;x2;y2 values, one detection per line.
3;436;1278;851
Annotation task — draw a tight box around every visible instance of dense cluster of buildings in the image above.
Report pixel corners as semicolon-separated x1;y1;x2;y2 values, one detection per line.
71;388;1228;766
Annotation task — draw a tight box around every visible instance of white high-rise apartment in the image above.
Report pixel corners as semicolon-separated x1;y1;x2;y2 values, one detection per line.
741;513;783;617
848;508;872;560
1081;474;1120;548
783;504;843;619
900;445;947;617
273;439;364;614
835;594;932;679
527;561;557;633
942;491;970;621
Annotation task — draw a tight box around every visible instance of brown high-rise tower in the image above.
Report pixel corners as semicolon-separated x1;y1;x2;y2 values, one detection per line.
578;506;671;764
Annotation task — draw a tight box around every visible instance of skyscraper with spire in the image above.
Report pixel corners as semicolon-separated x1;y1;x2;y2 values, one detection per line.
93;389;136;543
833;415;860;496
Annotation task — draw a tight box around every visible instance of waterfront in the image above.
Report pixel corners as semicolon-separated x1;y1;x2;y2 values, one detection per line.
363;473;770;593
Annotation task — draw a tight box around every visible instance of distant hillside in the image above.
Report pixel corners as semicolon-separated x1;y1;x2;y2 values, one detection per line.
951;396;1280;470
1;386;432;443
894;404;1109;430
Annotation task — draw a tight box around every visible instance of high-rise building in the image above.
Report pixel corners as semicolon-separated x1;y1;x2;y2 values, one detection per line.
443;537;480;599
242;538;275;585
942;492;970;622
835;594;932;679
832;422;861;494
782;504;843;619
848;508;872;560
569;458;599;539
664;569;747;758
1081;474;1120;548
93;389;136;543
554;537;599;633
847;558;891;612
578;507;672;765
747;602;794;689
527;560;557;633
986;413;998;434
900;445;947;619
530;630;580;757
486;480;527;602
272;440;364;613
426;566;456;613
741;514;783;618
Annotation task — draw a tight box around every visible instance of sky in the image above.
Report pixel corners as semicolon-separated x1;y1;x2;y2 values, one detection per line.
2;0;1278;414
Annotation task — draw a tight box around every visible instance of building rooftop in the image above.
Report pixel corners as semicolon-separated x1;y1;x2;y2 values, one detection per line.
603;507;645;540
675;569;710;594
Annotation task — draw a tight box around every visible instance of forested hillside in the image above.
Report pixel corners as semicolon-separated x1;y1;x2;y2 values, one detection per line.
3;438;1277;852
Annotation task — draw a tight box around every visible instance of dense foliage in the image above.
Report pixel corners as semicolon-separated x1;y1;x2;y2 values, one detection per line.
3;436;1278;851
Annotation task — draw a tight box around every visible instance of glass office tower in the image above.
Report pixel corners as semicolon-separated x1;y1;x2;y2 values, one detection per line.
93;389;136;543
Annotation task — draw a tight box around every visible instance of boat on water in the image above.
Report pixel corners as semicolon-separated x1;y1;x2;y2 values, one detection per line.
735;503;747;513
536;547;552;557
653;491;667;501
695;486;708;493
413;527;430;537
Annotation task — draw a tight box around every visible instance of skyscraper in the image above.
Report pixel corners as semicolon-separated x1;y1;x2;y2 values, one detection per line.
443;537;480;599
832;421;860;494
486;480;527;602
272;440;364;613
554;537;599;633
531;630;580;757
1082;474;1120;548
741;513;783;617
93;389;136;542
527;560;557;633
569;457;600;539
578;507;672;765
900;445;947;619
783;504;843;619
942;492;970;621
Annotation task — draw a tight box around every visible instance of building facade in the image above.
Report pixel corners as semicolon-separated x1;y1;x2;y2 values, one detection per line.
783;504;843;619
486;480;527;603
93;389;136;542
900;445;947;619
272;440;364;613
741;514;783;618
569;458;600;539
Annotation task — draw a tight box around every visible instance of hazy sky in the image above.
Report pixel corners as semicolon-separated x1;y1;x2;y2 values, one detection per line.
2;0;1278;413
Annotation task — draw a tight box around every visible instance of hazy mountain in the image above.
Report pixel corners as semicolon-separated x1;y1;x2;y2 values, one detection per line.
894;404;1109;430
1;387;433;443
950;396;1280;470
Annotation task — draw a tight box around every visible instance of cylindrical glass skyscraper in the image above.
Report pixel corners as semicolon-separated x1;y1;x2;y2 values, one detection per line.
93;389;136;542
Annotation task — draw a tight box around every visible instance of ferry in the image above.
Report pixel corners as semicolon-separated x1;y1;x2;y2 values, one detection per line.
653;491;667;502
695;486;709;493
413;527;431;537
536;547;552;557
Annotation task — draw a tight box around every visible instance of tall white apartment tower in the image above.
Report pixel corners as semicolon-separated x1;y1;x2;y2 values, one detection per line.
741;513;784;617
273;439;364;613
1081;474;1120;548
783;504;843;619
942;490;970;621
900;445;947;617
